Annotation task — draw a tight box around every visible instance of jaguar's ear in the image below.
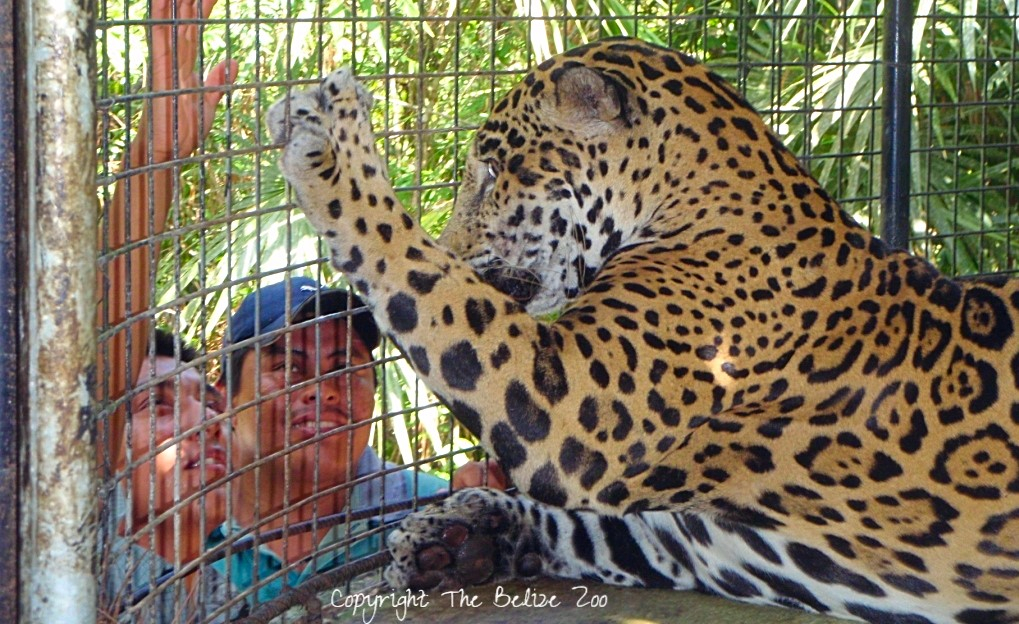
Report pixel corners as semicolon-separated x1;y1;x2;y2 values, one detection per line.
547;66;625;132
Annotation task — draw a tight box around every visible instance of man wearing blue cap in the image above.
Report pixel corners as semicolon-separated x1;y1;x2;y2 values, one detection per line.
203;276;450;613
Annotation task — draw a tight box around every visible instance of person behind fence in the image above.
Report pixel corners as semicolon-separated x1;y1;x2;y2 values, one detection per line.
99;0;236;619
204;277;472;613
100;0;235;464
102;330;228;622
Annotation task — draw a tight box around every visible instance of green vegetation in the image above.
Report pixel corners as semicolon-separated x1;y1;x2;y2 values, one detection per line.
95;0;1018;472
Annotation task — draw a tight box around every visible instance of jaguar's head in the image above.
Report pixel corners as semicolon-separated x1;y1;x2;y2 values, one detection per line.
439;42;658;315
439;38;781;316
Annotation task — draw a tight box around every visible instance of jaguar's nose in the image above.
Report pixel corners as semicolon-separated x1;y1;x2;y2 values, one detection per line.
475;261;541;305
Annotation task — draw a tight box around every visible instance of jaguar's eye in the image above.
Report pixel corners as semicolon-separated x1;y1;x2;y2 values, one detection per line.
484;158;501;180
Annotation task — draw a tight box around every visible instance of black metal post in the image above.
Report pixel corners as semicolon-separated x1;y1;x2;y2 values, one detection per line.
880;0;914;248
0;0;19;616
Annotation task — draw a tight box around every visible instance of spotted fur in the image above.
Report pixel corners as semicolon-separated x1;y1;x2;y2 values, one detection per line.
267;38;1019;623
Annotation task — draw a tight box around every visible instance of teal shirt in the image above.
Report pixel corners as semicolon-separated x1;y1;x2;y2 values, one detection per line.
103;485;229;624
102;487;182;623
205;448;446;611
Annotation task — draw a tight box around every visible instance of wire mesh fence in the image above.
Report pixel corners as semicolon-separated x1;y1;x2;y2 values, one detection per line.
87;0;1017;622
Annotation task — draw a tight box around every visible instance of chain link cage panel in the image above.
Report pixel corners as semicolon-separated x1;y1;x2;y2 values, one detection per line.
93;0;1018;622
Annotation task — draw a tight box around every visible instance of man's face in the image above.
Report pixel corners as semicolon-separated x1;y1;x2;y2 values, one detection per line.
128;356;226;523
231;317;375;494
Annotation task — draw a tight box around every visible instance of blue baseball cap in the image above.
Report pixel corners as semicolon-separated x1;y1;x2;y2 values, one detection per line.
227;276;380;350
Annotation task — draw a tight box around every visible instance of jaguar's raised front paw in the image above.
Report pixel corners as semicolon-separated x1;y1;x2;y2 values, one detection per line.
384;488;546;592
266;68;377;192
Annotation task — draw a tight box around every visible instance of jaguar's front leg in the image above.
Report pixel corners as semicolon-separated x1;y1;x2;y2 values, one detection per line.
268;69;509;349
267;71;571;505
384;489;704;594
268;70;676;516
384;488;546;592
267;69;399;278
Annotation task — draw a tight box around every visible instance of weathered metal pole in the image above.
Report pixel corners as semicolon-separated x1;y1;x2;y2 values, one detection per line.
17;0;98;618
880;0;914;248
1;0;20;616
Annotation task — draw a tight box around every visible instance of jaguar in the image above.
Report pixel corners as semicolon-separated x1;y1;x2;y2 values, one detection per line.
266;37;1019;623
